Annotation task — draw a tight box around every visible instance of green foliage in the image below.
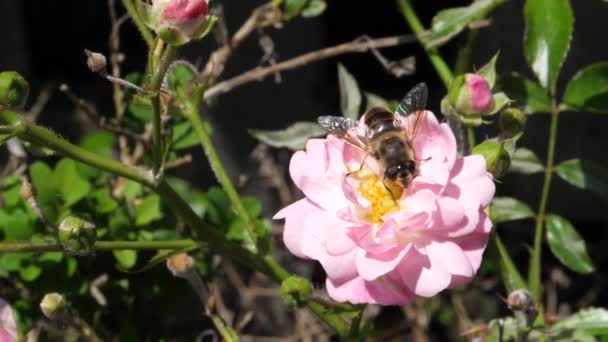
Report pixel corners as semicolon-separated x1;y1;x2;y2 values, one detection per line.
53;159;91;208
509;148;544;175
490;197;535;223
427;0;503;48
562;62;608;112
555;159;608;202
338;63;362;120
545;214;595;274
283;0;327;20
248;122;326;151
524;0;573;93
498;73;551;114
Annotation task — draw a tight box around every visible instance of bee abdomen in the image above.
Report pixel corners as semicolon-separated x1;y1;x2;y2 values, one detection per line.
364;107;400;138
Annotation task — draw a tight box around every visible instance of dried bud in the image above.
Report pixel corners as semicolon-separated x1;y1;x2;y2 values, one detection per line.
58;216;96;252
142;0;214;46
166;253;194;277
84;50;108;76
40;293;66;320
0;71;29;109
506;289;534;312
472;140;510;178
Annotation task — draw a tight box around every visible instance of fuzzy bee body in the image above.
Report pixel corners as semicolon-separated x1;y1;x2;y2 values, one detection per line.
317;82;428;190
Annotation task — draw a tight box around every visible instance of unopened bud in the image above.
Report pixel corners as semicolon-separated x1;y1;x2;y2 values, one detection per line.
166;253;194;278
280;276;312;307
84;50;108;76
40;293;66;320
448;74;495;117
20;179;34;203
472;140;510;178
58;216;96;252
499;108;526;138
0;71;29;108
142;0;213;46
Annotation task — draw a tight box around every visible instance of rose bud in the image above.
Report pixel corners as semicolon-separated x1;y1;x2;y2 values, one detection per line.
0;71;29;109
472;140;511;178
143;0;215;46
40;293;66;321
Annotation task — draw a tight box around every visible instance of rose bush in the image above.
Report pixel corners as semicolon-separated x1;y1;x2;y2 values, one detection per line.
275;111;495;304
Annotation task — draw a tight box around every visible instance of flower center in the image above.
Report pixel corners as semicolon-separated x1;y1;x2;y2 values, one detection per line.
355;171;403;224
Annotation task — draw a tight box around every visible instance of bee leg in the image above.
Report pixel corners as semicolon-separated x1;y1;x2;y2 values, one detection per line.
345;153;369;178
381;177;399;205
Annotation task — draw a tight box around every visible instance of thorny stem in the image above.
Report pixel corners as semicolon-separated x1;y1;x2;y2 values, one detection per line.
149;44;176;174
121;0;154;47
529;100;560;300
181;99;259;250
398;0;454;88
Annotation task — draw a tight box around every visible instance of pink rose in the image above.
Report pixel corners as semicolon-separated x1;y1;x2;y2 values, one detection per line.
152;0;209;37
466;74;494;113
0;298;17;341
274;111;495;304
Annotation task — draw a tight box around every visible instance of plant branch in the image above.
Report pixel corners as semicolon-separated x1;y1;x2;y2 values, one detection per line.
181;100;259;249
398;0;454;88
0;109;155;187
0;239;198;253
121;0;154;47
529;99;560;300
204;33;424;99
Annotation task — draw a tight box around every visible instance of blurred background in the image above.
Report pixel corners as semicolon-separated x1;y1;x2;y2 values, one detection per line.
1;0;607;340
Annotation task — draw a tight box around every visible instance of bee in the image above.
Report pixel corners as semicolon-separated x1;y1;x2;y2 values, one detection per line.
317;82;428;193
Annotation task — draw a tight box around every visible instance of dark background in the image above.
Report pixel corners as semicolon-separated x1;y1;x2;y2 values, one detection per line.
1;0;608;334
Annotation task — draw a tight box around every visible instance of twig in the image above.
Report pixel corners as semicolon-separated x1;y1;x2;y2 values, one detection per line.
204;33;425;99
201;3;282;83
27;82;54;121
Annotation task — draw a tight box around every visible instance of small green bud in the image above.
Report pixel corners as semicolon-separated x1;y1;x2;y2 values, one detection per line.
280;276;312;307
58;216;96;252
0;71;29;108
472;140;510;178
499;108;526;138
40;293;66;320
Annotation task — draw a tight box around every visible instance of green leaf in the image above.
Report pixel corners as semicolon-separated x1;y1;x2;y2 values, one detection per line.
0;209;34;240
553;308;608;336
494;235;528;293
53;159;91;207
555;159;608;202
90;189;118;214
167;63;196;94
545;214;594;274
135;194;163;226
490;197;535;223
19;264;41;282
427;0;499;48
249;121;326;151
2;176;21;208
364;92;389;111
78;131;115;178
30;161;57;222
171;121;198;150
284;0;308;19
338;63;362;120
39;252;63;263
128;94;153;122
498;73;550;114
113;250;138;270
242;197;262;218
1;254;25;272
562;62;608;113
301;0;326;17
524;0;573;92
510;148;544;174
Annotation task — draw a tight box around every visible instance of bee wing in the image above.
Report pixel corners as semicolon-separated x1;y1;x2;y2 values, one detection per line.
395;82;428;142
317;116;372;154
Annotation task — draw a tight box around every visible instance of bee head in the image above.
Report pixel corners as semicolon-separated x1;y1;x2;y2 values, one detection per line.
385;160;417;186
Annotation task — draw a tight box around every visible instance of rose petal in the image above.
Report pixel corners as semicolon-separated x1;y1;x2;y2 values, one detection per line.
355;246;409;281
398;247;451;297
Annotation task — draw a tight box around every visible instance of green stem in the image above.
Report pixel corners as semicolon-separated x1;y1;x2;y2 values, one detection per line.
0;239;198;253
121;0;154;47
467;126;476;149
0;110;154;187
182;101;258;248
454;30;479;75
210;316;237;342
528;100;559;300
149;44;176;174
398;0;454;88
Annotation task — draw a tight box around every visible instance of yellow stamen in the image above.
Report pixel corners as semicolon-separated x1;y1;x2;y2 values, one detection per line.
355;171;403;224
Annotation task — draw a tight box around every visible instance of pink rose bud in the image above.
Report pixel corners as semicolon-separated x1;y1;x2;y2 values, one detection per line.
466;74;494;113
0;298;17;341
151;0;210;44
